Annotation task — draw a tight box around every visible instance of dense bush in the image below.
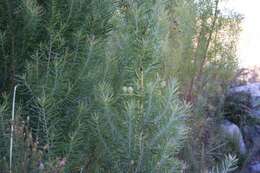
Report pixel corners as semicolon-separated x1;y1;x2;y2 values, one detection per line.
0;1;190;172
224;91;252;125
0;0;241;172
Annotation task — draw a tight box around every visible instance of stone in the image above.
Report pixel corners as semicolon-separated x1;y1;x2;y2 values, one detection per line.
221;120;247;156
249;163;260;173
230;83;260;172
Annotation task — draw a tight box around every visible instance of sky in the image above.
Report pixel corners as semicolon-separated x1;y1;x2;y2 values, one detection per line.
220;0;260;67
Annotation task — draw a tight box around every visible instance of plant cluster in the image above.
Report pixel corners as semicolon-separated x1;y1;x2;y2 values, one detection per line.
0;0;242;172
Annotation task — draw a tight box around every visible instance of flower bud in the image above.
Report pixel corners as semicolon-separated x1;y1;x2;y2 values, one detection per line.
122;86;128;93
127;87;134;94
160;81;166;88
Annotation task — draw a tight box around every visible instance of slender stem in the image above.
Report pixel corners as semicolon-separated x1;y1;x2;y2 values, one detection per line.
10;85;19;173
196;0;220;82
186;0;220;103
135;66;144;173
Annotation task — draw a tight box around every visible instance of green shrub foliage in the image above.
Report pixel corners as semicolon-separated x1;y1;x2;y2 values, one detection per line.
224;91;252;125
0;0;241;172
0;0;190;172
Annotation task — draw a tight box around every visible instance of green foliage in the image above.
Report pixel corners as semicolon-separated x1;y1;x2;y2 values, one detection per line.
209;154;238;173
165;0;241;102
0;0;242;172
224;91;252;125
0;0;43;89
0;0;191;172
163;0;242;172
0;95;9;170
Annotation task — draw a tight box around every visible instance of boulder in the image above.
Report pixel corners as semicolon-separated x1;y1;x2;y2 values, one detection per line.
230;83;260;120
228;83;260;172
249;163;260;173
221;120;247;156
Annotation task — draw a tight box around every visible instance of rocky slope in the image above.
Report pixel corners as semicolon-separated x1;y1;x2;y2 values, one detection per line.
228;83;260;173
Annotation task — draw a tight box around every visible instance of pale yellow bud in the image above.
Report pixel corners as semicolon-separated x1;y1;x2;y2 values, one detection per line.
161;81;166;88
122;86;128;93
127;87;134;94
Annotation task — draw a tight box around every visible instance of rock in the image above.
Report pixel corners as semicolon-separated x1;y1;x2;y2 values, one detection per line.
229;83;260;172
221;120;247;156
241;150;260;173
249;163;260;173
230;83;260;120
243;125;260;146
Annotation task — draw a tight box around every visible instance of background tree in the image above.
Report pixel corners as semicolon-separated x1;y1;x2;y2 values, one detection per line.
163;0;242;172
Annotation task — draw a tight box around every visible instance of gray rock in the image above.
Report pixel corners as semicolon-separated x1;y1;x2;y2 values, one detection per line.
231;83;260;120
230;83;260;172
221;120;247;156
249;163;260;173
